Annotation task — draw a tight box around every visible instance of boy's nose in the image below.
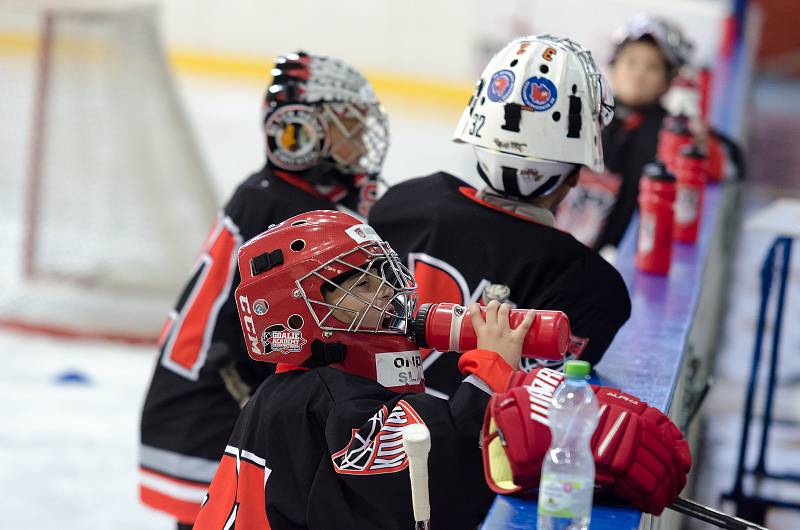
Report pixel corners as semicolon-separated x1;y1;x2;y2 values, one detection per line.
377;283;393;300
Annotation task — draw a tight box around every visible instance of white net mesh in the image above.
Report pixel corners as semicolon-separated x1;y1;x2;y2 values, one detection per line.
0;5;217;342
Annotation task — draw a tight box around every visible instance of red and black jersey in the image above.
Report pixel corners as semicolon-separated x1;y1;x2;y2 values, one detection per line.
557;104;667;250
139;165;371;524
369;172;630;397
193;349;507;530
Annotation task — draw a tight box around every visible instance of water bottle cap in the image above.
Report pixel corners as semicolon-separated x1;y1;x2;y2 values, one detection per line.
680;143;707;159
642;160;676;182
564;360;591;379
664;113;692;135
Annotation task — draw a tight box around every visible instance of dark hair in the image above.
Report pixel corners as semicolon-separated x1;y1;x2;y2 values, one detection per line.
610;35;673;77
320;268;366;295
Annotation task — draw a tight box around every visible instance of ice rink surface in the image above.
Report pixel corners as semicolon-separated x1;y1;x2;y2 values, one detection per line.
2;57;800;529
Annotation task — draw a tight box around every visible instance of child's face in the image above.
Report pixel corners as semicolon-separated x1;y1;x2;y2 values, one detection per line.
610;41;670;107
328;114;368;169
322;263;396;330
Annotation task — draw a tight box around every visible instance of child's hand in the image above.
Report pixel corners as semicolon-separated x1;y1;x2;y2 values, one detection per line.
468;301;535;369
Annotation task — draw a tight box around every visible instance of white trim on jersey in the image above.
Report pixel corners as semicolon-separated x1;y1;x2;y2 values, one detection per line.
424;386;449;399
139;468;209;503
140;444;220;483
464;374;492;395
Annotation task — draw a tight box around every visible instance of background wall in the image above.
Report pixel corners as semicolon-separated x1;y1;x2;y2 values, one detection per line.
156;0;729;81
3;0;731;107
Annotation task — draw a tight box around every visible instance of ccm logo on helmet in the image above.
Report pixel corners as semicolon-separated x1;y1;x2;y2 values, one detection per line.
239;295;263;356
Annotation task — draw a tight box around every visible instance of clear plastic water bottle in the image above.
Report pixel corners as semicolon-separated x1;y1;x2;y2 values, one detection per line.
537;360;598;530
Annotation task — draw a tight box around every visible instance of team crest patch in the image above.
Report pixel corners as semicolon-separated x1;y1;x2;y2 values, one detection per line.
487;70;515;103
261;324;307;355
521;76;558;111
264;104;327;171
332;400;425;475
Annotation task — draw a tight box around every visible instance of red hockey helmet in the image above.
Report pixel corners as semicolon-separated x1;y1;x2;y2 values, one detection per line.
235;210;423;392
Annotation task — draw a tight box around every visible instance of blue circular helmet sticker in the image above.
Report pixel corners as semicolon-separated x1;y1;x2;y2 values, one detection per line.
521;76;558;111
487;70;515;102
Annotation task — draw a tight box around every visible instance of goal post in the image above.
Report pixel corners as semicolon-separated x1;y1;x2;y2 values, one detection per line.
0;3;219;343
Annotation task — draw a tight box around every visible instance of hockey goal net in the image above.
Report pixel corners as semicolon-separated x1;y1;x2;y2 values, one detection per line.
0;4;218;343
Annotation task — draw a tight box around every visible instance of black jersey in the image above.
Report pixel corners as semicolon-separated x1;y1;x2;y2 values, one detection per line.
557;104;667;250
369;172;630;397
139;166;373;523
193;350;503;530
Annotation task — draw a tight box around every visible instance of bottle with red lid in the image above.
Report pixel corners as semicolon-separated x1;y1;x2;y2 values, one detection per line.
413;303;569;361
636;161;677;275
674;143;709;244
657;114;694;174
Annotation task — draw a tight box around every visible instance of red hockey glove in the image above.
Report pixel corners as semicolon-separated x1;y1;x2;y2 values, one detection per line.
480;369;692;515
592;388;692;514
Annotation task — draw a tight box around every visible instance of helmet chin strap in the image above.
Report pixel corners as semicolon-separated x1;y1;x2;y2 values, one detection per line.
297;159;356;188
305;339;347;368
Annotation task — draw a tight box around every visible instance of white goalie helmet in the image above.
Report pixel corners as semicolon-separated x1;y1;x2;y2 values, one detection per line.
454;35;614;199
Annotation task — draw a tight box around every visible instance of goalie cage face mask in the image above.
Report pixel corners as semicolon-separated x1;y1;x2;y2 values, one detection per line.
235;210;424;393
262;51;389;177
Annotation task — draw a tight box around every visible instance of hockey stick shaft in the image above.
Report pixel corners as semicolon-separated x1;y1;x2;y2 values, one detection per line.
669;496;770;530
403;424;432;529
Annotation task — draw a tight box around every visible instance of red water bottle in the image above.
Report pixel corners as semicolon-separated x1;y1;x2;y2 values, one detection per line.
413;303;569;361
706;135;724;182
674;144;708;243
636;161;677;275
657;114;693;174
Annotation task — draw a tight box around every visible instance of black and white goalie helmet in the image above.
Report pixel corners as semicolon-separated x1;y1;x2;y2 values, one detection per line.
262;51;389;176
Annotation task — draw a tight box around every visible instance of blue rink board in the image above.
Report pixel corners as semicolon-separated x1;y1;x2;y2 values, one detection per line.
484;495;641;530
481;183;722;529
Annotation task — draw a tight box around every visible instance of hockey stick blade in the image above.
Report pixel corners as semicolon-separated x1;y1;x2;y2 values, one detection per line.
402;424;432;530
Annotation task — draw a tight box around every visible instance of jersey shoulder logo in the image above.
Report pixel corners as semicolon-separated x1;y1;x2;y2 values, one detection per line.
407;252;495;307
331;400;425;475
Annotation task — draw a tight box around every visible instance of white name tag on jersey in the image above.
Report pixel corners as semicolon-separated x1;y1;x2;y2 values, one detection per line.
375;350;422;388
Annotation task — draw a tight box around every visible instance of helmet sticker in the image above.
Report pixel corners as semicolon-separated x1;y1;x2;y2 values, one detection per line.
521;76;558;111
493;138;527;153
264;104;326;170
519;167;547;183
515;41;531;55
345;224;382;244
487;70;515;103
252;299;269;315
261;324;308;355
542;47;557;61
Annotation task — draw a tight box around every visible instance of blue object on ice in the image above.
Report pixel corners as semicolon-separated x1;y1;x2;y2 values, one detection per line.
53;370;92;385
